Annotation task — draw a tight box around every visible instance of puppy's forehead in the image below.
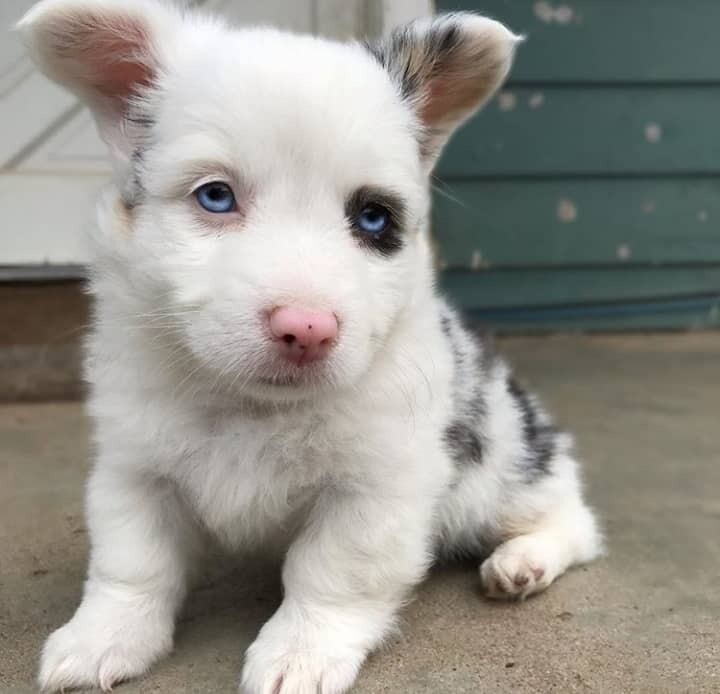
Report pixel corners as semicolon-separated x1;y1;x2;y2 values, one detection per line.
157;29;421;184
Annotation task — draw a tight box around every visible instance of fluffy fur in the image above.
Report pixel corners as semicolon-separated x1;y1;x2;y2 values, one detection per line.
18;2;602;692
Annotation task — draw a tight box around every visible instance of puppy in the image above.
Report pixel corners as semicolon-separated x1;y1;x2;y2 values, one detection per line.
19;1;603;692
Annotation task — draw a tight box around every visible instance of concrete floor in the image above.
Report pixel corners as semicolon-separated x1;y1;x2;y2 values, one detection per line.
2;334;719;693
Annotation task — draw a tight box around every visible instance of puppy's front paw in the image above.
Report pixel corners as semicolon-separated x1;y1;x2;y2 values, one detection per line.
241;648;360;694
39;606;173;692
480;534;557;600
240;605;365;694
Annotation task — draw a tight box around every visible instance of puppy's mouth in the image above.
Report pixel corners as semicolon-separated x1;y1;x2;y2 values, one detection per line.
255;361;335;389
258;374;303;387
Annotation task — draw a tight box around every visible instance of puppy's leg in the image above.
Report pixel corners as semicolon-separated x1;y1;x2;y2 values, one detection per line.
240;472;436;694
480;487;601;600
39;465;199;692
436;326;603;600
439;449;602;601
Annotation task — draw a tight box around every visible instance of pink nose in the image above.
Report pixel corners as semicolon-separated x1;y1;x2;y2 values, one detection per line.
269;307;338;365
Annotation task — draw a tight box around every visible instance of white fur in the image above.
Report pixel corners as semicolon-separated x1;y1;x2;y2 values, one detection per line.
19;2;602;692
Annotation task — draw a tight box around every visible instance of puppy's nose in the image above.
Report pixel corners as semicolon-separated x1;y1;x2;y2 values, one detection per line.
269;307;338;365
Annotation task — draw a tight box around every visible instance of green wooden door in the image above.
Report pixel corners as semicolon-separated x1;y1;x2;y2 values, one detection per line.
435;0;720;331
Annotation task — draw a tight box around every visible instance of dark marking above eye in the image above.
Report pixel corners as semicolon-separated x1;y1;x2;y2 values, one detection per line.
345;186;406;257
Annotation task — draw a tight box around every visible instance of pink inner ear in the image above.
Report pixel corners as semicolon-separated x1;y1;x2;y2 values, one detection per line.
420;67;493;128
421;79;456;126
50;12;155;103
90;36;154;100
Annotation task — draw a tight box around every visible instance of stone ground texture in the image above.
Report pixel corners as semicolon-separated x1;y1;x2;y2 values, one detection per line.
1;334;719;693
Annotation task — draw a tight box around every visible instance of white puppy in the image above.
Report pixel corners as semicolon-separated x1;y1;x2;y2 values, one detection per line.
19;1;603;692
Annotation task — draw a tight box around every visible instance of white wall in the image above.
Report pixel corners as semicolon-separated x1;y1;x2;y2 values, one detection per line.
377;0;433;34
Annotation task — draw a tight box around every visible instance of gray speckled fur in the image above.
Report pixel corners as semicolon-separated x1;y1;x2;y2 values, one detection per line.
439;300;567;481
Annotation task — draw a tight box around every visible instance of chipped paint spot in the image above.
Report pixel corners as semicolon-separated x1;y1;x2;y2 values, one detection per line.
494;141;505;151
617;243;632;261
554;5;574;24
529;92;545;109
645;123;662;143
534;1;575;25
698;210;709;223
471;250;483;270
642;200;656;215
533;1;554;23
498;92;517;111
557;198;577;223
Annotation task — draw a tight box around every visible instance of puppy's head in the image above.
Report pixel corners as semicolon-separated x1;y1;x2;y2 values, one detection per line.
20;0;519;401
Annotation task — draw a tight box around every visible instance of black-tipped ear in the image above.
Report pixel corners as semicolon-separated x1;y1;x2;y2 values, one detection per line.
367;13;521;168
17;0;180;179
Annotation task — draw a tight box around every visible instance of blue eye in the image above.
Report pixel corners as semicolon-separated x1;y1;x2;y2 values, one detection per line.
356;204;391;236
195;182;236;213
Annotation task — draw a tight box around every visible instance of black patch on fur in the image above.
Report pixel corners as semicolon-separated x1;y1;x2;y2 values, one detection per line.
507;377;557;478
439;312;452;338
345;186;405;257
122;107;156;206
126;113;156;129
439;303;488;468
128;147;145;205
365;16;503;160
466;364;487;421
444;422;483;466
364;18;464;105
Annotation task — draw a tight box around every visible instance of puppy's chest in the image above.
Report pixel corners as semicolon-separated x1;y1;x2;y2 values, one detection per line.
170;409;347;546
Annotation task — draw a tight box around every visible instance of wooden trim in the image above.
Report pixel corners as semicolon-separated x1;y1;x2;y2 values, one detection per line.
0;281;89;401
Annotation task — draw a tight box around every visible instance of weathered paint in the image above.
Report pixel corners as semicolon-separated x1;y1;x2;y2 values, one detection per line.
644;122;663;144
497;92;517;112
557;199;577;223
444;0;720;83
529;92;545;109
617;244;632;261
554;5;575;25
433;178;720;267
439;87;720;177
436;0;720;330
533;1;574;25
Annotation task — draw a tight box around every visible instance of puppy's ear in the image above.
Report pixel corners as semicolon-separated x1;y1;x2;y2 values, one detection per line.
367;13;521;169
17;0;180;182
